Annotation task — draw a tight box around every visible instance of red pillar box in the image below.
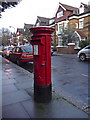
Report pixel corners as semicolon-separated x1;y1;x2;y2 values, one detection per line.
30;27;54;103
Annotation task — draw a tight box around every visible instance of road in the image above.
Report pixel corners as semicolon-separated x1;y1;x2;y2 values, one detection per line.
51;54;89;104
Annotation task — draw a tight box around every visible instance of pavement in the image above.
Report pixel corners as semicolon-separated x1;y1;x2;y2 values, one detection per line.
0;55;89;119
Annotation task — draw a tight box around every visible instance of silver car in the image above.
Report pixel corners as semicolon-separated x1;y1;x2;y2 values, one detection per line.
77;45;90;61
2;46;14;58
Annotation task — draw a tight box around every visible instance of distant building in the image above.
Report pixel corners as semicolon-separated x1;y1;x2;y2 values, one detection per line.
16;28;24;46
35;16;50;26
0;29;2;45
24;23;34;29
24;23;34;42
0;29;2;37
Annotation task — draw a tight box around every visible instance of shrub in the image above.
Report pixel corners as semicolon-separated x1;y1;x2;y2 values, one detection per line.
79;40;90;49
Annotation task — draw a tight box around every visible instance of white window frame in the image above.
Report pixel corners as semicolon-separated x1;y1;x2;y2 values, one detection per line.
36;22;40;27
79;18;84;29
79;5;84;14
75;23;78;29
64;22;68;30
57;11;63;18
59;24;63;33
49;19;54;25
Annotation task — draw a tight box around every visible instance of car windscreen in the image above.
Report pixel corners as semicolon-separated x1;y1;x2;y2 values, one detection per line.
21;46;33;53
85;45;90;49
0;46;3;50
8;47;13;50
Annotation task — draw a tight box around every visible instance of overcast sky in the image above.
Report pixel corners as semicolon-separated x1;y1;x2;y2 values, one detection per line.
0;0;89;32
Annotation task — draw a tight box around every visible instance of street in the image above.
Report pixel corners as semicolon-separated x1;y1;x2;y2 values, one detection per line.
17;54;89;104
51;54;89;104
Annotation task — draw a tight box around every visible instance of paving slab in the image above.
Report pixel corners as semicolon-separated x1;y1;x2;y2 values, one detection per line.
2;90;31;106
2;103;30;118
0;107;2;120
22;97;88;118
2;78;16;85
0;94;2;107
22;87;88;118
14;77;33;83
2;84;18;94
15;80;33;90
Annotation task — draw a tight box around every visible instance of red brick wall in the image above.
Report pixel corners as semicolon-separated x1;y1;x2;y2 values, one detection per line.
55;6;73;23
56;45;79;54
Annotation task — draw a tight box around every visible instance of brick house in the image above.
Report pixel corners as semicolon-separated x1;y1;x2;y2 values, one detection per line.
35;16;56;47
55;2;78;47
21;2;89;53
24;23;34;42
54;2;90;50
16;28;24;46
68;2;90;42
49;17;56;47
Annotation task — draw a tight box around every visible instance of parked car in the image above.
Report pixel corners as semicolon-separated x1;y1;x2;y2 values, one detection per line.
2;46;14;58
77;45;90;61
0;46;3;55
9;45;33;65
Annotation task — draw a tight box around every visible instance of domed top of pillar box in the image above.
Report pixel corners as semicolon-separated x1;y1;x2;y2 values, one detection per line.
30;26;54;36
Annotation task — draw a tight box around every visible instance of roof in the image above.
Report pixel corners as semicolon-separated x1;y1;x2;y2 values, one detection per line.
59;2;78;12
84;4;90;13
24;23;34;29
81;2;88;8
17;28;24;35
76;30;86;38
49;17;55;25
37;16;50;26
68;2;89;17
17;28;23;32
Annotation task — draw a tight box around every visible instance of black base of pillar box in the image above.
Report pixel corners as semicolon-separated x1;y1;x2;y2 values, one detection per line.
34;83;52;103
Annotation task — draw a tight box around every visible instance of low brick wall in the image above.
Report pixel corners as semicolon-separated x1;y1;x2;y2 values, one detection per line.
56;45;80;54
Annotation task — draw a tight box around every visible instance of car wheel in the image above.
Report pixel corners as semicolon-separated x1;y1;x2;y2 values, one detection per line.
79;54;86;61
17;59;22;66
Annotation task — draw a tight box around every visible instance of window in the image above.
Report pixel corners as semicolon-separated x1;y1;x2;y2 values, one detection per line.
75;23;78;29
64;22;68;30
21;45;33;53
12;48;16;53
8;47;13;51
59;24;63;33
79;5;84;14
36;22;40;27
57;11;63;18
85;45;90;49
49;19;54;25
79;18;84;29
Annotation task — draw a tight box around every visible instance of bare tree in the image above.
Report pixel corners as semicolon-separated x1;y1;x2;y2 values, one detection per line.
2;27;11;46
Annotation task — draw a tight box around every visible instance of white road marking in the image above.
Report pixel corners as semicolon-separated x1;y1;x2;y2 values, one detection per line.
82;74;89;77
